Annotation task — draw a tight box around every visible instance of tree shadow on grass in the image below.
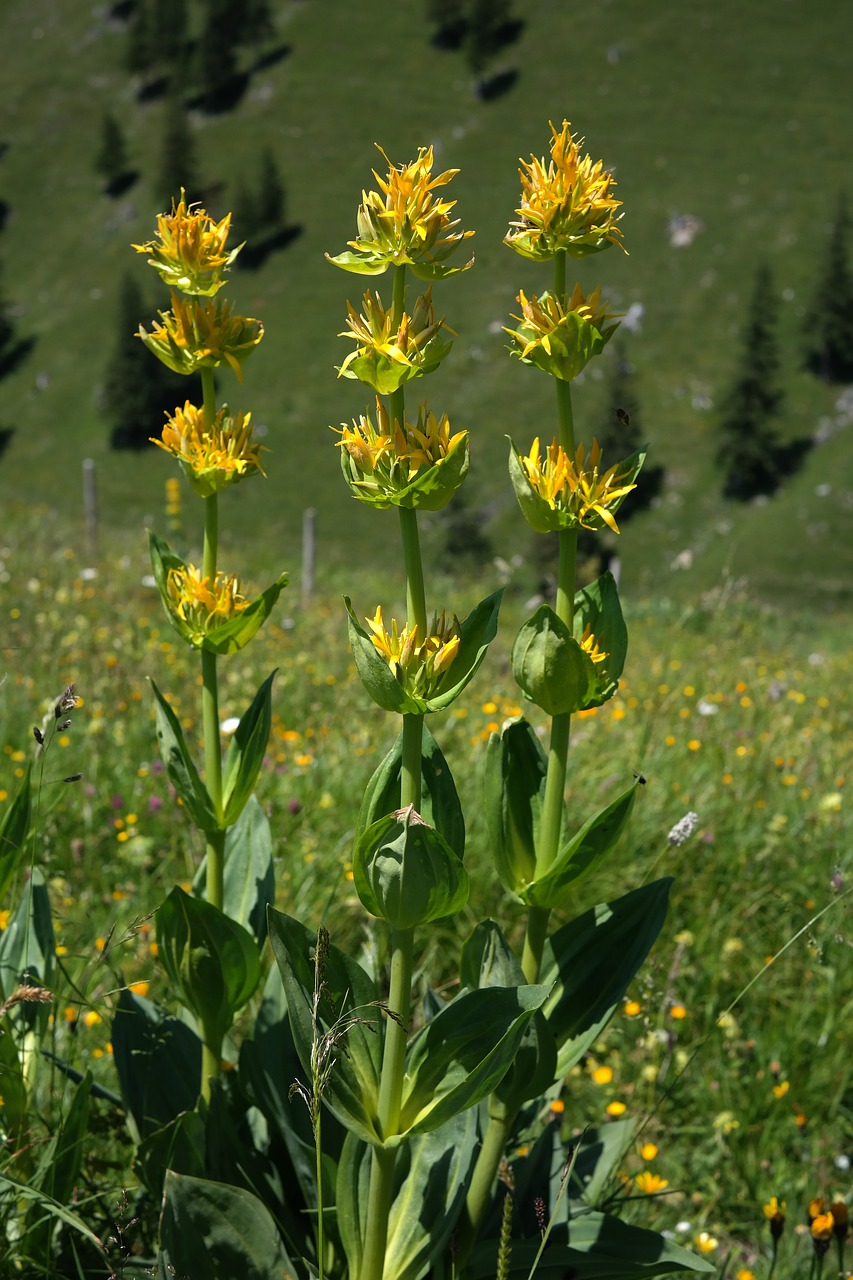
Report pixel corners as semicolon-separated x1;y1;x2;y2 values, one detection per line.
0;337;36;380
0;426;14;460
236;224;304;271
476;68;518;101
104;170;140;199
251;43;291;74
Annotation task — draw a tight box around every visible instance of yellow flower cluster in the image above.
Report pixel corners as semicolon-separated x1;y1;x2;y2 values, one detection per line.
153;401;265;496
337;397;465;492
140;291;263;382
518;437;638;533
507;284;619;361
166;564;248;644
366;606;461;697
337;289;451;387
505;120;624;260
133;190;242;296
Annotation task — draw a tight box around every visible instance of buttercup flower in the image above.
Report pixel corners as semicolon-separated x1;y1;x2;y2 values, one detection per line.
510;436;641;534
139;291;263;381
635;1172;669;1194
153;401;266;497
505;284;620;381
327;145;474;279
336;288;453;392
335;396;468;509
165;564;249;645
365;606;461;701
505;120;625;260
133;190;242;296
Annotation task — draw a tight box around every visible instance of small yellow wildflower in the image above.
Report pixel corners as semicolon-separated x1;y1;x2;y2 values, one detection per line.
153;401;266;497
736;1269;755;1280
694;1232;718;1254
505;120;625;260
166;564;249;644
83;1010;102;1027
133;189;242;296
515;436;639;533
139;290;263;382
591;1065;613;1085
328;144;474;276
772;1080;790;1098
811;1212;835;1253
763;1197;786;1240
606;1100;626;1117
808;1197;827;1223
635;1172;669;1194
365;606;461;700
624;999;641;1016
639;1142;659;1161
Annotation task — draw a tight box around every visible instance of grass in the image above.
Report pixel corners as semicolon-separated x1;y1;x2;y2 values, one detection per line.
1;0;852;604
1;504;851;1273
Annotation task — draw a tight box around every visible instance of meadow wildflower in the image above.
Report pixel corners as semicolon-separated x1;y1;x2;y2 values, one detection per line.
668;811;699;846
505;119;625;260
365;606;461;700
335;396;468;509
694;1231;718;1254
639;1142;658;1161
336;289;452;391
153;401;266;497
133;190;242;296
327;144;474;277
504;284;621;380
763;1197;786;1239
635;1172;669;1194
811;1211;835;1255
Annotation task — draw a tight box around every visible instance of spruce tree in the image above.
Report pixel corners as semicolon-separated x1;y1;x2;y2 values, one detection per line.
716;263;784;500
595;346;663;516
196;0;239;110
158;85;197;205
256;147;286;232
464;0;510;86
802;194;853;383
125;0;155;77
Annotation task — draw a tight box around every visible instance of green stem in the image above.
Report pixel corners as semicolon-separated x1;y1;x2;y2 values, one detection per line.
315;1107;325;1280
456;1099;512;1262
199;369;224;1101
399;506;427;637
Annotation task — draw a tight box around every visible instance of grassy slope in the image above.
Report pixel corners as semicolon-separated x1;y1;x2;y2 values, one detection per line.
0;0;851;604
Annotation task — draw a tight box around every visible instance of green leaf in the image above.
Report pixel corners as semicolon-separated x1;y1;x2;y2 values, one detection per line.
354;807;468;929
192;796;276;944
399;984;549;1138
356;723;465;859
573;571;628;707
467;1210;714;1278
151;679;219;832
512;603;599;715
221;669;277;827
159;1171;298;1280
135;1110;207;1196
460;921;556;1110
0;764;32;903
325;248;388;275
157;888;261;1047
42;1070;92;1210
0;868;55;1042
569;1118;638;1206
483;716;563;900
200;572;288;655
521;781;638;908
268;910;383;1145
338;329;453;394
1;1174;110;1266
111;988;202;1140
540;879;672;1077
427;589;502;711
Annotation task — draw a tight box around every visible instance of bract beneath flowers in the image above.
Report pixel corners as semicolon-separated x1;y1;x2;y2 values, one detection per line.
509;436;645;534
335;397;468;510
505;119;625;261
327;144;474;280
133;189;243;296
165;564;249;646
366;606;461;700
139;291;264;382
153;401;266;497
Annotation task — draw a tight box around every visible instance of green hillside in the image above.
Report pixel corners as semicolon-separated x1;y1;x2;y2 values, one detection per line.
1;0;851;603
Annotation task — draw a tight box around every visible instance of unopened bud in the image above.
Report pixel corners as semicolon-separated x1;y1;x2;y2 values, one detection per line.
33;726;44;744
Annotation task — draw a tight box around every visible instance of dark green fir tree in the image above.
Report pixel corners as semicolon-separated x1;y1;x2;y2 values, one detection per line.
716;263;784;500
802;194;853;383
94;112;130;193
596;345;663;515
464;0;511;89
158;85;197;206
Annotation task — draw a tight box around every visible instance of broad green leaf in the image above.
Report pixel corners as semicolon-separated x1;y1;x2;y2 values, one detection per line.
354;808;468;929
467;1210;714;1278
111;989;202;1140
0;1174;110;1266
573;572;628;707
335;1132;370;1280
399;984;549;1138
512;603;598;715
0;764;32;903
460;921;556;1110
221;670;277;827
0;868;55;1046
159;1171;297;1280
356;723;465;859
569;1118;638;1206
135;1110;207;1196
483;716;565;900
521;781;638;908
41;1070;92;1210
157;888;261;1047
540;879;672;1077
151;679;218;832
199;572;288;655
268;910;382;1145
192;796;276;945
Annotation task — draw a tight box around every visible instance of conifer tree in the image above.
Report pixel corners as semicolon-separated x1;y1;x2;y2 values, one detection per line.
196;0;239;109
95;112;130;193
464;0;510;85
716;263;784;499
158;85;197;205
803;194;853;383
596;346;663;516
256;147;286;232
125;0;155;77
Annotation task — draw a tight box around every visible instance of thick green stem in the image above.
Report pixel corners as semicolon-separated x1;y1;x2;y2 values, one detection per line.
456;1100;512;1263
399;507;427;637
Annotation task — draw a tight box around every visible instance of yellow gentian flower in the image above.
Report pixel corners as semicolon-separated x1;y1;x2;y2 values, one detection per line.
153;401;266;497
505;120;625;261
133;190;243;296
505;284;620;380
337;288;452;392
165;565;249;645
139;291;263;382
365;606;461;701
335;396;468;509
515;437;639;534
